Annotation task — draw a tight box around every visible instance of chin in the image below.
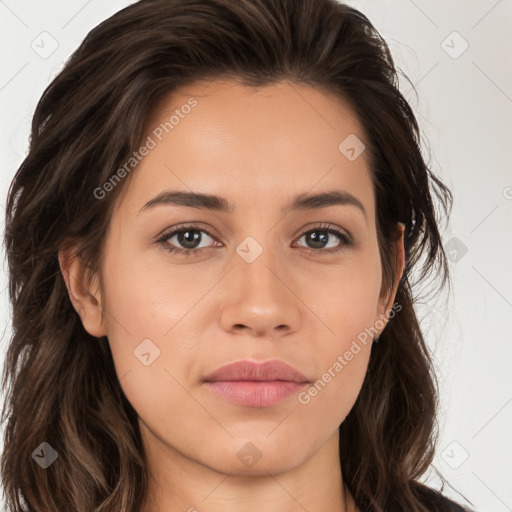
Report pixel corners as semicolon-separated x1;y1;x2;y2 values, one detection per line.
203;434;309;476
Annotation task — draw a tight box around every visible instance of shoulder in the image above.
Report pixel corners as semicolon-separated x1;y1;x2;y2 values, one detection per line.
412;482;475;512
357;482;475;511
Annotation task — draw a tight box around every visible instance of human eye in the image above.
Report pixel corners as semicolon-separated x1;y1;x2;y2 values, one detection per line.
155;223;222;257
154;222;352;258
293;223;353;255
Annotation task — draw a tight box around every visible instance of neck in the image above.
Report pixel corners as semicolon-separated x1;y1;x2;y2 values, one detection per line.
141;427;354;512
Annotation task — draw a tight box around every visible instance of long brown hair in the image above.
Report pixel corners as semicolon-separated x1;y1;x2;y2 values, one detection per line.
2;0;470;510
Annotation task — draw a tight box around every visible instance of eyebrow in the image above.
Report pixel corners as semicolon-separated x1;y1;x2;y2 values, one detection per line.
138;189;367;221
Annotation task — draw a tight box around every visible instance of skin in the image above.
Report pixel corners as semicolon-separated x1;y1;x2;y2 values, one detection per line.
60;78;405;512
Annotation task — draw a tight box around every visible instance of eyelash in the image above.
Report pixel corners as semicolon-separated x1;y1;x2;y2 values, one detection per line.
155;222;353;257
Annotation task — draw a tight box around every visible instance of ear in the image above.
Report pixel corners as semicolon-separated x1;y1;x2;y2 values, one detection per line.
375;222;406;334
58;247;107;338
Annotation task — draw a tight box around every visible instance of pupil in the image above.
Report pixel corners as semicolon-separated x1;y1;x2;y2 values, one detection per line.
175;230;329;250
178;230;201;249
308;231;328;249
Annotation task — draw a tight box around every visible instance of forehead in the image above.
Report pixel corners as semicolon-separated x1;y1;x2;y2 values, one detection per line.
114;78;374;219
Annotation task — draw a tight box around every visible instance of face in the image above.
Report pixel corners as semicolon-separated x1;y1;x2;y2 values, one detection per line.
63;79;403;480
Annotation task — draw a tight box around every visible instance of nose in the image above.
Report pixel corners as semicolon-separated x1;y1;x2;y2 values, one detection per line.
218;241;302;338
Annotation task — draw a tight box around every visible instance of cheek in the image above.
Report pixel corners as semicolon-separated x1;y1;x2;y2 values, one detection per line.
100;246;213;349
100;261;206;442
98;251;209;416
293;291;375;433
301;243;383;342
294;249;381;414
298;338;372;419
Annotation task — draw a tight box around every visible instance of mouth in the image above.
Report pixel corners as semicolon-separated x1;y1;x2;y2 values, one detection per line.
203;359;310;407
203;380;308;407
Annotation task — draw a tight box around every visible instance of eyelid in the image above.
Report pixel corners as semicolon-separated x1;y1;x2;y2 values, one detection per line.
292;223;353;253
292;222;352;243
156;222;352;255
155;222;222;243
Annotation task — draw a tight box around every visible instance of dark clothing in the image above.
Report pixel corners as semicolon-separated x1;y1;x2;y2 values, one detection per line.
355;484;475;511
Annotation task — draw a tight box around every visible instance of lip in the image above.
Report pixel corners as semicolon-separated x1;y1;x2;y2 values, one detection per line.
203;359;310;407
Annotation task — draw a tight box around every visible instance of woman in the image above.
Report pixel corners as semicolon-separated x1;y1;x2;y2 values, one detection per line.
1;0;474;510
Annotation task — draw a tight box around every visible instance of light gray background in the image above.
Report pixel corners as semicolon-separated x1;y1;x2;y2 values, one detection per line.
1;1;511;511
